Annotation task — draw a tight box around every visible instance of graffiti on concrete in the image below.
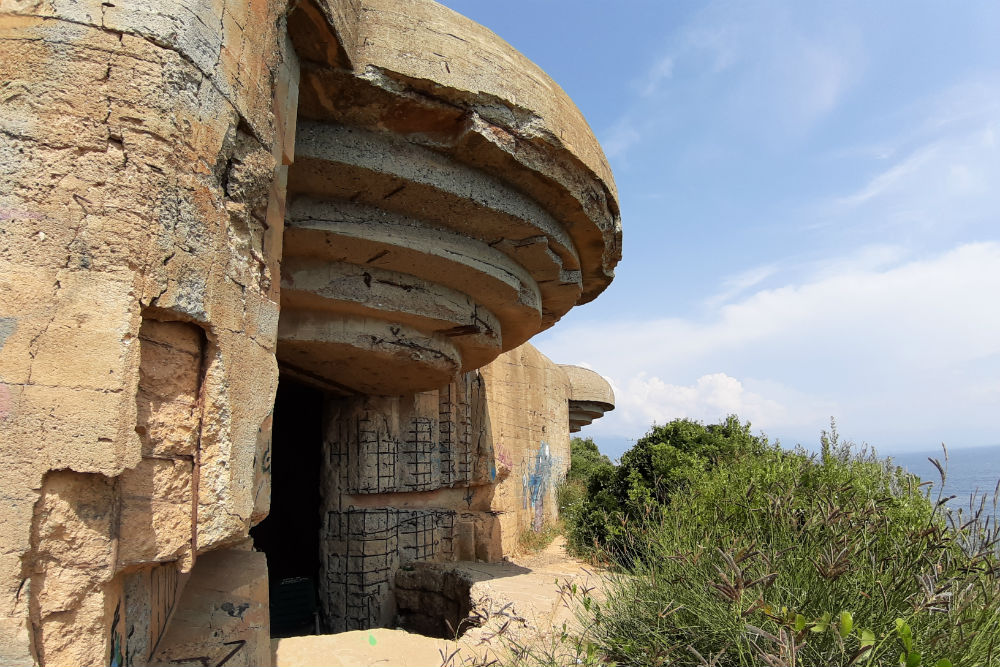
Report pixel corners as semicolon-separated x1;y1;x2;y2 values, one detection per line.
522;442;555;531
495;443;513;471
110;599;125;667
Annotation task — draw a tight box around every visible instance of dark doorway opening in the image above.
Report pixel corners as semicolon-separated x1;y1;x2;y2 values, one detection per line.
250;375;324;637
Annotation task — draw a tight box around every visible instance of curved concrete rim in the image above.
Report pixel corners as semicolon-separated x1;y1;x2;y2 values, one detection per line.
316;0;618;203
560;364;615;406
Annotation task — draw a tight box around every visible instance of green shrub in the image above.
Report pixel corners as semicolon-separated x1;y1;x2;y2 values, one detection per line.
579;425;1000;666
559;437;615;544
567;416;765;555
567;436;614;484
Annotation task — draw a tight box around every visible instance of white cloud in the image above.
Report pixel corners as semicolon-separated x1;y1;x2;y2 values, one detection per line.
837;143;941;207
836;125;999;223
822;78;1000;237
809;244;910;279
680;25;740;74
640;56;675;97
619;372;789;429
537;242;1000;449
706;263;780;307
604;2;863;159
917;79;1000;135
785;31;858;120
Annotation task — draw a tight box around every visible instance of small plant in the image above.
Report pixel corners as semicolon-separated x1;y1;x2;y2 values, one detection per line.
439;583;609;667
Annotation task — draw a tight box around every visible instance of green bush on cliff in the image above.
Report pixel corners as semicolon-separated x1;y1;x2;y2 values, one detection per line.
558;437;614;541
566;416;765;555
571;424;1000;666
567;436;614;484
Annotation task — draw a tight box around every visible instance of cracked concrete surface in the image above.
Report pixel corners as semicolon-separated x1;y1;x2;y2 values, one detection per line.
0;2;285;662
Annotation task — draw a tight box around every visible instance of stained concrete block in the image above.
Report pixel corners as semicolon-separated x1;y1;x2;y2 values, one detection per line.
136;320;204;458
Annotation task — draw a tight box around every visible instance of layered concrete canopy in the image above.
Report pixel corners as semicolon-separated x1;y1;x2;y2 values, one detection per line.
279;0;622;394
561;365;616;432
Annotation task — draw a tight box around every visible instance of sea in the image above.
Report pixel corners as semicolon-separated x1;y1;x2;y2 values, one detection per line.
597;436;1000;521
891;444;1000;522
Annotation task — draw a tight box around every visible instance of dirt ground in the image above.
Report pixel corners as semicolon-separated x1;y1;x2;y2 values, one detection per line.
272;536;601;667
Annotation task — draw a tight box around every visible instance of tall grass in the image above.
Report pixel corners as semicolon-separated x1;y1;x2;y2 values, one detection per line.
580;427;1000;666
517;520;563;554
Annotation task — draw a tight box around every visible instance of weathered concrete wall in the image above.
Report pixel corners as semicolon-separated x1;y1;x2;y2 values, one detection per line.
482;345;573;554
151;547;271;667
316;372;497;632
1;0;621;663
278;0;622;396
270;0;623;639
0;1;292;663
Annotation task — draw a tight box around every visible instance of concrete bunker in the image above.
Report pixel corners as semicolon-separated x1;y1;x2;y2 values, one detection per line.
1;0;622;663
255;0;623;640
561;366;617;433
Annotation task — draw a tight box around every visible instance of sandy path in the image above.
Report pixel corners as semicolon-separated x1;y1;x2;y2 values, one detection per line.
272;537;601;667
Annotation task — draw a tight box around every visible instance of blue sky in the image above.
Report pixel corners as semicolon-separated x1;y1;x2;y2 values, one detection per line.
439;1;1000;458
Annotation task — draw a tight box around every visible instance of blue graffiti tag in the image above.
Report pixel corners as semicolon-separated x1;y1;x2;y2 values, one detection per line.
522;442;554;530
